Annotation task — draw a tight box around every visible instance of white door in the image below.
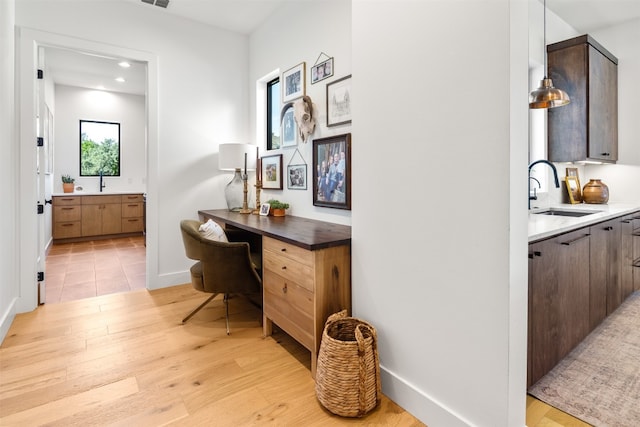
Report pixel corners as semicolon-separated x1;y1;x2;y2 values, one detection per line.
35;46;48;305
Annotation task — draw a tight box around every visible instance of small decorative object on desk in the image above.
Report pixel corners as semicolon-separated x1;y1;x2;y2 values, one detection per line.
266;199;288;217
315;310;381;418
582;179;609;204
61;174;75;193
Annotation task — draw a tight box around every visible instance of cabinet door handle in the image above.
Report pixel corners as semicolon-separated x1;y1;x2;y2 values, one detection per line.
601;152;610;156
534;251;541;257
128;204;138;207
281;265;287;270
604;226;614;231
280;248;287;252
561;233;590;245
282;283;288;293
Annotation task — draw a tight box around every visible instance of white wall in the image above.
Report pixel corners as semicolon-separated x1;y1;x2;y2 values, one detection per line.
53;84;146;194
351;1;527;426
14;0;250;313
249;1;352;225
0;0;17;343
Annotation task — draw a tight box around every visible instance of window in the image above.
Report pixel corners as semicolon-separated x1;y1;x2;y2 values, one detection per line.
267;77;280;150
79;120;121;176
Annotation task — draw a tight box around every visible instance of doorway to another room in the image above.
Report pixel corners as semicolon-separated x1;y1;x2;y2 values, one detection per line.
45;236;146;303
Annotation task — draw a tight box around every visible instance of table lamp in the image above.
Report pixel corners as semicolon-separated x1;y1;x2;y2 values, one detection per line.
218;143;257;212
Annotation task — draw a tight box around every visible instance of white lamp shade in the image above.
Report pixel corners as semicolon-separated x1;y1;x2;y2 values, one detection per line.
218;143;257;171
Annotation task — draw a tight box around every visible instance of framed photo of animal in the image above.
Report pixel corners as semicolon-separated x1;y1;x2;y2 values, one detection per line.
313;133;351;210
326;74;352;127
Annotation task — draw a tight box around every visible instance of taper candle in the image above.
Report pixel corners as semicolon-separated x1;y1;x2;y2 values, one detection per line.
244;152;247;175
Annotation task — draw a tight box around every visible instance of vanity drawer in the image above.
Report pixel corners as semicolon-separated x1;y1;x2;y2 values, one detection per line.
122;202;143;218
53;196;80;206
263;269;314;349
122;194;143;203
54;205;81;222
264;236;313;267
263;249;314;292
54;221;81;239
122;217;143;232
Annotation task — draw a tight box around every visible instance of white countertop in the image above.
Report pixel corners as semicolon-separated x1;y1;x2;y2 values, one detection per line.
528;202;640;242
52;190;145;196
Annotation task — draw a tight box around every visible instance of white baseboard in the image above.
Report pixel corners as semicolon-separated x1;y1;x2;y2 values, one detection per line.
0;297;17;345
147;270;191;290
380;364;473;427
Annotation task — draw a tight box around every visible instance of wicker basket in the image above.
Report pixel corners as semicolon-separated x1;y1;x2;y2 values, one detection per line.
315;310;381;417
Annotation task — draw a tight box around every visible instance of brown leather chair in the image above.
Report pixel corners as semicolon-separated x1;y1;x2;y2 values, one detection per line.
179;219;262;334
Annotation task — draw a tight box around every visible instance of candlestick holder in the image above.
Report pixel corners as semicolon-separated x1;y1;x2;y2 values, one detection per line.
239;173;252;214
253;181;262;214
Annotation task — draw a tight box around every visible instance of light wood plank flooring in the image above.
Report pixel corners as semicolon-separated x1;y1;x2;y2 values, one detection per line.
0;284;424;426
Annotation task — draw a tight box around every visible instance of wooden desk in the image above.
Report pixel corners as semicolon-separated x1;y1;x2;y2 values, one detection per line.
198;210;352;376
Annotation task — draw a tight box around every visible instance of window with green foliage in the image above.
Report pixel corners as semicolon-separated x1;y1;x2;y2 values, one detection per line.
267;77;280;150
79;120;121;176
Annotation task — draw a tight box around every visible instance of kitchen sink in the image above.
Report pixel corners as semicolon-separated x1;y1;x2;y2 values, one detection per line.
532;208;601;217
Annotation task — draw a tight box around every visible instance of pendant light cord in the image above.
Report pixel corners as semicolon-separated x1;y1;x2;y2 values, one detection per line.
543;0;547;79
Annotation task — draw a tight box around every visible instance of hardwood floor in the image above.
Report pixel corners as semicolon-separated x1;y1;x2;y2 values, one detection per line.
0;284;424;426
45;236;146;304
526;395;591;426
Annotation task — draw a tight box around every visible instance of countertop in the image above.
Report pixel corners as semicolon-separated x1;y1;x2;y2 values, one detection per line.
52;190;145;196
528;202;640;242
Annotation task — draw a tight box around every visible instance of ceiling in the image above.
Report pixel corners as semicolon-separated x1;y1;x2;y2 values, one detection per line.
45;0;640;96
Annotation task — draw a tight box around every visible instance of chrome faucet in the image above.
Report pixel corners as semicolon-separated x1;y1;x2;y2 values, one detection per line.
99;171;106;192
528;160;560;209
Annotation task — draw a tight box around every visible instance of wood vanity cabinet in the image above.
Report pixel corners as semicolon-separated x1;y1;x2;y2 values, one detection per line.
121;194;144;233
81;195;122;236
528;228;590;387
547;35;618;163
52;196;82;239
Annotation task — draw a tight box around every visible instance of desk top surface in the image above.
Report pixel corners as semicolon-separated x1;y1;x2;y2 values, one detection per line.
198;209;351;251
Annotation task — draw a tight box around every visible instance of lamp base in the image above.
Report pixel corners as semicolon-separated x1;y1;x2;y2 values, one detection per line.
225;169;244;212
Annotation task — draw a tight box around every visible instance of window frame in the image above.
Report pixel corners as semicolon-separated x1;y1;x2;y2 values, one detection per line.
266;77;280;151
79;119;121;177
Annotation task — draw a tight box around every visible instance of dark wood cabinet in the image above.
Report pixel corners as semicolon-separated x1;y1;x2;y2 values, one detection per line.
620;214;640;302
547;35;618;163
589;218;622;328
528;228;590;387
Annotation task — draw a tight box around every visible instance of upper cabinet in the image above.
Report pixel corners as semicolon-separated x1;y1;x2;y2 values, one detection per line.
547;35;618;163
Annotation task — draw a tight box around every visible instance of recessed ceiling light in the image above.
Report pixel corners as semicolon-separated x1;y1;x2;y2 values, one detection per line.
115;77;125;83
118;61;131;68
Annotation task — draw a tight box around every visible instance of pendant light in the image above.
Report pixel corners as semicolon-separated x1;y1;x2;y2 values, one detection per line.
529;0;570;109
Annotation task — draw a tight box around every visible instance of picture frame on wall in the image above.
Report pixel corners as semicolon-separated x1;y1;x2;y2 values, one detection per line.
326;74;352;127
282;62;305;103
287;164;307;190
313;133;351;210
311;57;333;84
280;102;297;147
261;154;283;190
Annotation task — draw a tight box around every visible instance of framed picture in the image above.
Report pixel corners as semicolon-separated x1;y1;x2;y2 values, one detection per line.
565;176;582;204
313;133;351;210
326;74;352;127
259;203;271;216
311;57;333;84
261;154;283;190
566;167;579;178
287;164;307;190
280;103;297;147
282;62;305;103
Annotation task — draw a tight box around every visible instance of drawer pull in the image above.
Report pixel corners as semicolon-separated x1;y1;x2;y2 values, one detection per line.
282;283;288;293
62;223;74;227
127;219;138;222
281;265;287;270
603;226;614;231
281;248;286;252
560;234;590;246
62;207;74;210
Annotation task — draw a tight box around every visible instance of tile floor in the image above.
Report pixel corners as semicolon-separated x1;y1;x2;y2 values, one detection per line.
45;236;146;304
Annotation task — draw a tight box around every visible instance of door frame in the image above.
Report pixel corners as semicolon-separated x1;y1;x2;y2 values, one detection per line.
16;28;159;312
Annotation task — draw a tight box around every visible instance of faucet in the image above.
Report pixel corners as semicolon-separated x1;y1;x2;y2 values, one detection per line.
528;159;560;209
99;171;106;192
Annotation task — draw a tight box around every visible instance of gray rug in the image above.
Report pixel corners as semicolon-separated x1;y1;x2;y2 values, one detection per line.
528;291;640;427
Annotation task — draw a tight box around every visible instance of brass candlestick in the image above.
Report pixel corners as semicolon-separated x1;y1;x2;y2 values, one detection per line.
239;173;252;214
253;181;262;214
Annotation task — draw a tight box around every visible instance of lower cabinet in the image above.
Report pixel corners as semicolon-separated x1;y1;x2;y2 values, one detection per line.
528;228;590;388
53;193;144;241
589;218;622;328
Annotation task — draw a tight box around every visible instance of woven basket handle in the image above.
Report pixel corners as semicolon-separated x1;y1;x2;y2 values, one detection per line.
355;323;379;416
324;309;348;328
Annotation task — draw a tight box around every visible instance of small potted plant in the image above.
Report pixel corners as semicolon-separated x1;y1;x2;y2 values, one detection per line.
266;199;289;217
61;174;75;193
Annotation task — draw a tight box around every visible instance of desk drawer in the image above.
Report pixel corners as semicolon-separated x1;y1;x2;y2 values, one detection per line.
54;205;81;222
263;269;314;349
264;236;313;267
263;249;314;292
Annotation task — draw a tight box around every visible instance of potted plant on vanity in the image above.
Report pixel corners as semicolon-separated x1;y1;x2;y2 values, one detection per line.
267;199;289;217
61;174;75;193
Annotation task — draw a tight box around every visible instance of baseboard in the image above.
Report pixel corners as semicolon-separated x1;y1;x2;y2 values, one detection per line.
148;270;191;290
380;364;474;427
0;297;17;345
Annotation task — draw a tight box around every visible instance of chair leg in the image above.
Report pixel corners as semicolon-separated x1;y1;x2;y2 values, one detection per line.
224;294;230;335
182;293;219;323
